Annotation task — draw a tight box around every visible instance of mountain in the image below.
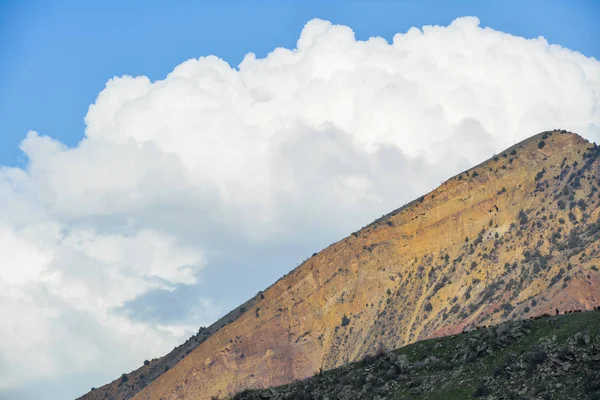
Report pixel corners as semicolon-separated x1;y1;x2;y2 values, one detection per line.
234;309;600;400
79;130;600;400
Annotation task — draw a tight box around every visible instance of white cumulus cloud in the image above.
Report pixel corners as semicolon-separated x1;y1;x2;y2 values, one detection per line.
1;16;599;398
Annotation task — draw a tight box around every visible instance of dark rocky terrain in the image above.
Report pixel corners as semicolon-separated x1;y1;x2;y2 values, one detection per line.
234;309;600;400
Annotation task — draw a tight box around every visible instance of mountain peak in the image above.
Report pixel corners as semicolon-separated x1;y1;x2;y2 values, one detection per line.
81;129;600;400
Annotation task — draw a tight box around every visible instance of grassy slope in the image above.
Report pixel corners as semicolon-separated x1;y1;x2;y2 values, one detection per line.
392;310;600;400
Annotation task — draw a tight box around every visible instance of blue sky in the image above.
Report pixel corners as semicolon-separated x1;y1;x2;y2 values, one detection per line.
1;2;599;399
1;0;598;167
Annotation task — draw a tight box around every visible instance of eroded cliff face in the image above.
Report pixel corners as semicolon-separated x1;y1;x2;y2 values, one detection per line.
84;131;600;400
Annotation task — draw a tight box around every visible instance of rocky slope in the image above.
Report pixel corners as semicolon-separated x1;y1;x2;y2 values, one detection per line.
81;130;600;400
234;309;600;400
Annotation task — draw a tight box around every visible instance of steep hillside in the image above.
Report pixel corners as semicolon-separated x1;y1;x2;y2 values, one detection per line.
83;130;600;400
234;309;600;400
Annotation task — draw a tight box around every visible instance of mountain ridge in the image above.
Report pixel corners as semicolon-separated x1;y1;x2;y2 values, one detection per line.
80;130;600;400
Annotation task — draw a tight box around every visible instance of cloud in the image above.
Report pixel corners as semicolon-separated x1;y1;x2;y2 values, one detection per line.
1;16;599;398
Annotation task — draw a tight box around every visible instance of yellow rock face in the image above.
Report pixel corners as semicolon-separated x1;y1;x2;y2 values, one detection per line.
91;131;600;400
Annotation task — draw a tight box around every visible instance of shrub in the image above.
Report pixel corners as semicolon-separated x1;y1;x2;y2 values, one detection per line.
526;350;547;372
118;373;129;386
518;209;528;225
538;140;545;149
492;366;503;378
143;359;150;366
501;303;514;314
408;377;423;387
341;315;351;327
473;384;491;397
424;302;433;312
535;168;546;181
567;233;582;248
354;375;366;388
